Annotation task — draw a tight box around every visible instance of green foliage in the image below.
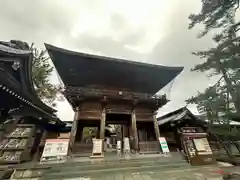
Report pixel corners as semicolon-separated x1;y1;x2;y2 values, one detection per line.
189;0;239;37
7;40;60;107
186;83;234;123
187;0;240;121
30;43;59;107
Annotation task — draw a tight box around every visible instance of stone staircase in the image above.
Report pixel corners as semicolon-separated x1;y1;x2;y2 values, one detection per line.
41;153;190;179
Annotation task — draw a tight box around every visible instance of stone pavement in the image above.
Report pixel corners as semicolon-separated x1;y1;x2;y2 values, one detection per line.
61;167;223;180
40;153;227;180
2;153;229;180
55;165;224;180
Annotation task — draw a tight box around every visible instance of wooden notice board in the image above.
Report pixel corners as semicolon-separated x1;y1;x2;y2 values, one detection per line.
180;127;216;166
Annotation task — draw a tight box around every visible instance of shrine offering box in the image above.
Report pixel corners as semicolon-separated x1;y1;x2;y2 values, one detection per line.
180;127;216;166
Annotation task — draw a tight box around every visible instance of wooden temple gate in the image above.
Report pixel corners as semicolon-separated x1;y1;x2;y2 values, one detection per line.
67;88;162;154
46;43;183;155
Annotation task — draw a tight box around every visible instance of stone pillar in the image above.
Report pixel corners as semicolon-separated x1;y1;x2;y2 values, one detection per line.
153;113;160;140
131;110;139;152
100;108;106;139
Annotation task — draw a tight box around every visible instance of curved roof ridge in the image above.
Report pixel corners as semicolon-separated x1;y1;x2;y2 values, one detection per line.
46;43;184;95
45;43;184;71
0;44;30;55
0;41;59;120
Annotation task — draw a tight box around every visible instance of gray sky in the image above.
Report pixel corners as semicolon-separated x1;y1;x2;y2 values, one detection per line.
0;0;220;121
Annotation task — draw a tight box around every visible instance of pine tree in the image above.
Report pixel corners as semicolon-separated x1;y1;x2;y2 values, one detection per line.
188;0;240;120
189;0;239;37
187;0;240;158
30;43;60;107
7;40;60;107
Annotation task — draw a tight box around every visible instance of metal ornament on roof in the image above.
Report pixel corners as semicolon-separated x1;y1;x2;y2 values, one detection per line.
49;120;56;124
12;60;21;71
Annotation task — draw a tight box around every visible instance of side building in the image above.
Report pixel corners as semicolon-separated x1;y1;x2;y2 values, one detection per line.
0;40;66;163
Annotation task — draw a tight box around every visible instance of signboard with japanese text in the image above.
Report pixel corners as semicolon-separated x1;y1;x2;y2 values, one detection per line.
41;139;69;158
159;137;170;153
92;139;103;155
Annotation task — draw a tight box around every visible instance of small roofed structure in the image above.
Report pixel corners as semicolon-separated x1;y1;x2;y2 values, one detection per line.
46;44;183;154
0;40;64;126
158;107;206;127
157;107;207;152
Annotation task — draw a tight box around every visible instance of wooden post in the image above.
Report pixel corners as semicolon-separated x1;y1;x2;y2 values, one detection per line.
131;110;139;152
121;125;124;152
153;113;161;141
75;126;84;142
123;125;129;138
100;108;106;139
69;106;79;153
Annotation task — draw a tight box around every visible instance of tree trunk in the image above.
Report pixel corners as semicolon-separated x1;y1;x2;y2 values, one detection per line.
232;141;240;153
221;64;240;114
212;133;234;159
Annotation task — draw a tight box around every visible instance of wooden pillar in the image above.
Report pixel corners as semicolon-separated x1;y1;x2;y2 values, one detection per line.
100;108;106;139
153;113;160;140
121;125;124;152
69;106;79;152
75;126;84;142
131;110;139;152
122;124;128;138
96;126;100;139
153;113;161;152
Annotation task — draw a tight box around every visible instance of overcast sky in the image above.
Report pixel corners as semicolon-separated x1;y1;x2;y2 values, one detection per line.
0;0;221;121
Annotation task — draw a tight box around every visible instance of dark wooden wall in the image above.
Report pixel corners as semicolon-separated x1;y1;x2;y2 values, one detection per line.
76;100;155;121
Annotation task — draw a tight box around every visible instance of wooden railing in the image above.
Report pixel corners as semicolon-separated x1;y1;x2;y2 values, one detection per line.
64;86;166;102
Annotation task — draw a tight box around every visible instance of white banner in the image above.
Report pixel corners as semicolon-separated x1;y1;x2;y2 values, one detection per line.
42;139;69;158
159;137;170;153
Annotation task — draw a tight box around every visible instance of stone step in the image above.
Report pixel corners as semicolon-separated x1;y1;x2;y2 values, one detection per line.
43;162;190;179
48;158;187;172
43;163;189;180
42;156;189;180
39;154;185;169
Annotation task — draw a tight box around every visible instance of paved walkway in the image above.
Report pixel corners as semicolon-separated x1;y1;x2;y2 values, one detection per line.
4;153;238;180
62;166;224;180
